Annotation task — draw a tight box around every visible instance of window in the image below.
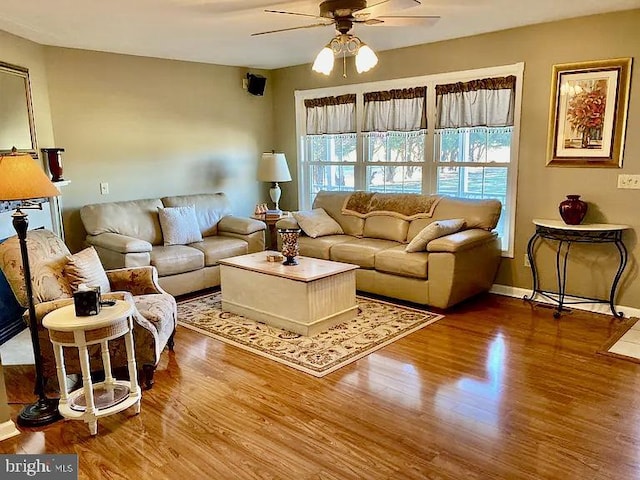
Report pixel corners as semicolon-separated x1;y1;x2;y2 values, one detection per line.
295;63;523;256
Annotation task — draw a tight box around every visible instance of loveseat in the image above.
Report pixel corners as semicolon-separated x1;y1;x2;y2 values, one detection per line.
276;191;502;309
80;193;266;296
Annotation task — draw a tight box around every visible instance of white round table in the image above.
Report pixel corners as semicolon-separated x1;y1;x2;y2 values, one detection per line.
43;300;141;435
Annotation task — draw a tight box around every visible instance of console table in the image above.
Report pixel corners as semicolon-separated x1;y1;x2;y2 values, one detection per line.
524;219;629;318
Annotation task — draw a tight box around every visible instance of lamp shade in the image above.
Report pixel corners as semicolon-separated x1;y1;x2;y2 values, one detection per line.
0;154;60;201
257;153;292;183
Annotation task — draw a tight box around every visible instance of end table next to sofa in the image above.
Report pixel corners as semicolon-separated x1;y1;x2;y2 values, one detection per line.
42;300;141;435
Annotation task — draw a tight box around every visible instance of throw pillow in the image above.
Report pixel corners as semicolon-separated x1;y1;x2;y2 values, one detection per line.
292;208;344;238
158;205;203;246
64;246;111;294
405;219;466;253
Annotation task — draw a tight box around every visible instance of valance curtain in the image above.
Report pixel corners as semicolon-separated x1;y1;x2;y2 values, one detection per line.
362;87;426;132
305;94;356;135
435;76;516;129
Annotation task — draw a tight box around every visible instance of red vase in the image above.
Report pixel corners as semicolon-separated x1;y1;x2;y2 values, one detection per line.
559;195;587;225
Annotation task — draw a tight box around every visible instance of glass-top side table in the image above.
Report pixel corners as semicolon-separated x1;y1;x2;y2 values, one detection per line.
524;219;630;318
42;300;141;435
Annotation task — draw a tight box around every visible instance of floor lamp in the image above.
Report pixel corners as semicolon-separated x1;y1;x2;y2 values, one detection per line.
0;151;62;427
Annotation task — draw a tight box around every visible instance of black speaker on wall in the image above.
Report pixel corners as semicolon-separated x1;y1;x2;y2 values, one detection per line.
247;73;267;96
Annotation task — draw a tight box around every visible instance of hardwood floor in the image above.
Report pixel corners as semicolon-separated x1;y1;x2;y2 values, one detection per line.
1;293;639;480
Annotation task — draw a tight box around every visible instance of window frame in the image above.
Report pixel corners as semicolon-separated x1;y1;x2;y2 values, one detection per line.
294;62;524;257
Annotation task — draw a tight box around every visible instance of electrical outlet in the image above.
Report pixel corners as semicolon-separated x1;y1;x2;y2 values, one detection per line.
524;254;531;268
617;174;640;189
100;182;109;195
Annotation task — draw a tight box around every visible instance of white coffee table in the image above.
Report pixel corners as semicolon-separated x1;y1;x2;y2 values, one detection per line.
219;252;358;336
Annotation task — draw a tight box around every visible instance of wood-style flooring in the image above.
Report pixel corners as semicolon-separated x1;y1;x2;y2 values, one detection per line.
1;293;639;480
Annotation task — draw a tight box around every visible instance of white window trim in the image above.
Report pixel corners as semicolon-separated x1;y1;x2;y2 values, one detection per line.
294;62;525;258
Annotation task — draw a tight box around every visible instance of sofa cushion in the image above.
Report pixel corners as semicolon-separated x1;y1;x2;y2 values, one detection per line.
298;235;357;260
293;208;344;238
162;193;232;237
188;236;248;266
313;191;365;237
363;216;409;243
330;238;400;268
158;205;203;246
64;246;112;294
375;246;429;279
408;197;501;239
150;245;204;276
80;198;164;246
405;219;465;253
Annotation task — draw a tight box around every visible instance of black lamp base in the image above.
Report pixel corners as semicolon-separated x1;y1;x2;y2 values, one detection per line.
17;397;62;428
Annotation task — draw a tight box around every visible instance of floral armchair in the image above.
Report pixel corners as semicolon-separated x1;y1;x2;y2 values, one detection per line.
0;229;177;389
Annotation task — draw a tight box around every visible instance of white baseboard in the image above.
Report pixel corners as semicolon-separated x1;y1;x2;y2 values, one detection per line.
490;284;640;319
0;419;19;441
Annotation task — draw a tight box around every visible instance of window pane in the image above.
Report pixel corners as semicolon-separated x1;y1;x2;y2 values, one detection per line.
310;165;354;196
306;134;357;162
366;165;422;193
436;127;512;164
365;131;425;163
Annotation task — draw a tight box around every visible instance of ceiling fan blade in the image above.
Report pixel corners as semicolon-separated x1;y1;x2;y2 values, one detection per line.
367;15;440;26
251;22;332;36
264;9;324;19
356;0;421;15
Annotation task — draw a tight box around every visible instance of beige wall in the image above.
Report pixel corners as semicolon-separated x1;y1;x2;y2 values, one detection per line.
0;30;55;160
272;10;640;308
43;48;274;252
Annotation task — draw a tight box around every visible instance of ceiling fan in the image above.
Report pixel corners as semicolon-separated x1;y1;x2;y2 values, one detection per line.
251;0;440;76
251;0;440;36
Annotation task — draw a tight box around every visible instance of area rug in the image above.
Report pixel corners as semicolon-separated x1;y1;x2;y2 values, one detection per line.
598;318;640;364
177;292;443;377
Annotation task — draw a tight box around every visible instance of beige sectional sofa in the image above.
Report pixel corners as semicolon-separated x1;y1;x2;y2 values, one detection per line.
277;191;502;309
80;193;265;296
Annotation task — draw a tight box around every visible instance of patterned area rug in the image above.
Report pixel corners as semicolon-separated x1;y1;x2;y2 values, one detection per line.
177;292;443;377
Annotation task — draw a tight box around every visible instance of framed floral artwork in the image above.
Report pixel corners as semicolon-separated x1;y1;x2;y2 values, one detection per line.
546;58;632;167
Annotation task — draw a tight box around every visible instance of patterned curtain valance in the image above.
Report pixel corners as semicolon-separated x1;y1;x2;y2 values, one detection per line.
304;94;356;108
363;87;427;133
363;87;426;102
435;76;516;95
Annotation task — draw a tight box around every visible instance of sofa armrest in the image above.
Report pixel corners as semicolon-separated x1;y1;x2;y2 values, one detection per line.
106;266;166;296
427;229;497;253
218;216;265;235
86;233;152;254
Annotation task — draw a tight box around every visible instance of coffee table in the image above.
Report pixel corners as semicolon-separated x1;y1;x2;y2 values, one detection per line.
219;252;358;336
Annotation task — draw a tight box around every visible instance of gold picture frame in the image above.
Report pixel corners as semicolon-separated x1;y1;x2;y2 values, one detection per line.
546;57;632;167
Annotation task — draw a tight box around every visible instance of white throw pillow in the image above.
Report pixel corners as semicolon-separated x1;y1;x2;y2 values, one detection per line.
292;208;344;238
64;246;111;294
405;219;466;253
158;205;203;246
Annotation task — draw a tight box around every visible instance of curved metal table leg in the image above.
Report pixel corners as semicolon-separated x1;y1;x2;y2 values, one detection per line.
609;237;628;318
524;232;540;302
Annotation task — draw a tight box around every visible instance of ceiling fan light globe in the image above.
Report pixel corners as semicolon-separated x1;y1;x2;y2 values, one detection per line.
312;46;335;75
355;44;378;73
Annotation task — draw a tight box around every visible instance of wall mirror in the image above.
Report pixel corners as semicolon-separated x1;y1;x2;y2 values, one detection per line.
0;61;38;158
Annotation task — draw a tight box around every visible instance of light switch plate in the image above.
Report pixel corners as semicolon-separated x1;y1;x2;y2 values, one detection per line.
617;174;640;189
100;182;109;195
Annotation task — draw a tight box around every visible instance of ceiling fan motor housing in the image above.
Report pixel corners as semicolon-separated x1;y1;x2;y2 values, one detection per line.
320;0;367;19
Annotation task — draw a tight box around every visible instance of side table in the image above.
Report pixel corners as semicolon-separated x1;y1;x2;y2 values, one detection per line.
252;214;285;251
42;300;141;435
524;219;630;318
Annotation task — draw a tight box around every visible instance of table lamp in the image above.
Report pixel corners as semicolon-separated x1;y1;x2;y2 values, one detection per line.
257;152;292;212
0;151;62;427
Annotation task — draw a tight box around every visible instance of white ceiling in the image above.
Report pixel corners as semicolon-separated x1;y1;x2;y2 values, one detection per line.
1;0;639;69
